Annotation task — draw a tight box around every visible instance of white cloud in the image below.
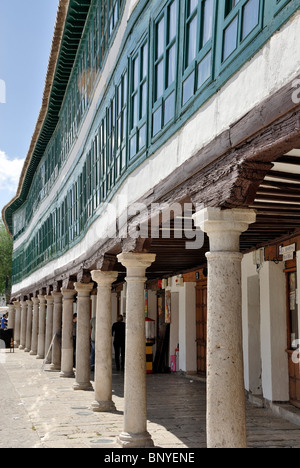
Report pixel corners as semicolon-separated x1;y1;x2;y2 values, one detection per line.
0;150;25;194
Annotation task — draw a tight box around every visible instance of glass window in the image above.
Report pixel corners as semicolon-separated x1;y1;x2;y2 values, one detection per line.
182;0;214;106
222;0;261;63
223;16;238;60
152;0;178;137
129;39;148;158
242;0;259;40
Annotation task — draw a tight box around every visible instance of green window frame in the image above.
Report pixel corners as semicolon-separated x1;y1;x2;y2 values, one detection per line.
152;0;178;138
99;117;107;201
107;97;116;193
116;71;128;179
219;0;263;66
182;0;215;107
129;37;148;160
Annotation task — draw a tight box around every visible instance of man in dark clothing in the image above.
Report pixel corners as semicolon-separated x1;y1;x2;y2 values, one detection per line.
112;315;125;371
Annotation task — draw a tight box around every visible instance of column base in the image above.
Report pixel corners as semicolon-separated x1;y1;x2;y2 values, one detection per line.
19;345;25;350
24;348;30;353
60;370;75;378
116;431;154;449
91;400;116;413
73;381;93;391
49;363;61;372
29;351;37;356
36;355;44;360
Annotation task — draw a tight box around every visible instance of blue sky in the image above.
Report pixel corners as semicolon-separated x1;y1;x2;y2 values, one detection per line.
0;0;59;215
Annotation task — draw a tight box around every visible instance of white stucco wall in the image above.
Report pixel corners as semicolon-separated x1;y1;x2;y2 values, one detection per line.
242;251;289;403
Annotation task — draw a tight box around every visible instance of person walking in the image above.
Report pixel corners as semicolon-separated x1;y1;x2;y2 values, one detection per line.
112;315;125;371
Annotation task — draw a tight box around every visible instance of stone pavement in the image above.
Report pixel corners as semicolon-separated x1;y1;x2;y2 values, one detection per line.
1;349;300;448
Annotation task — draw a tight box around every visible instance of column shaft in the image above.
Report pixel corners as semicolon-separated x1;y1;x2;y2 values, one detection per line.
37;296;46;359
194;207;256;449
73;282;93;391
50;292;63;371
13;301;21;346
19;301;27;350
24;300;33;353
91;271;118;412
117;253;156;448
44;296;54;364
30;298;39;355
60;289;76;378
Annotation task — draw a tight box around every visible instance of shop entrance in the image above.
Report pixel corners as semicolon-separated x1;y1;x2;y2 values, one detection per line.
196;275;207;375
285;259;300;408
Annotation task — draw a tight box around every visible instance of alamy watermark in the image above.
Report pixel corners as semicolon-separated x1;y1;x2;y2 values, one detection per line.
292;339;300;367
0;79;6;104
96;199;205;250
292;79;300;104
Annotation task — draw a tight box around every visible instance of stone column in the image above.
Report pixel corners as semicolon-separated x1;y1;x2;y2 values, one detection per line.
7;304;15;330
91;270;118;412
193;207;256;449
37;296;46;360
44;296;54;364
50;292;63;371
13;301;21;347
60;288;77;378
117;253;156;448
24;300;33;353
73;282;94;391
19;301;27;350
30;298;39;356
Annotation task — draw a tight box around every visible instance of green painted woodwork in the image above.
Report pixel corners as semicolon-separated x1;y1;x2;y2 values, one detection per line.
7;0;300;285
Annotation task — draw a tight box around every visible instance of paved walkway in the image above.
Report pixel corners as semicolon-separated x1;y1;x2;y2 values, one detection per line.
1;349;300;448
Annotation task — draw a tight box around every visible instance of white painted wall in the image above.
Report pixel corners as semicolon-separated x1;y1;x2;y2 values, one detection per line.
242;251;289;402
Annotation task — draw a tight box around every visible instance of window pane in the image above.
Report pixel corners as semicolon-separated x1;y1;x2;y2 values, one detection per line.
169;1;177;42
167;44;176;87
189;0;198;16
223;16;238;61
139;124;146;149
142;43;148;79
156;60;164;100
133;93;138;127
153;107;162;136
187;15;197;65
242;0;259;40
164;91;175;124
157;18;165;58
197;51;211;89
202;0;214;46
182;71;195;105
141;82;147;117
133;57;139;88
130;135;137;158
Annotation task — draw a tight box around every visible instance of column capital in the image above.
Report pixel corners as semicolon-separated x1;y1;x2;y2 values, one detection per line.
7;304;15;311
38;295;47;304
51;291;63;303
193;208;256;252
26;300;33;306
74;282;94;296
117;253;156;279
45;295;54;305
61;288;77;300
13;301;20;308
91;270;118;287
32;297;40;305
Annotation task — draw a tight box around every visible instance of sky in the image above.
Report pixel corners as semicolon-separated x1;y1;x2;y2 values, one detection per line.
0;0;59;216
